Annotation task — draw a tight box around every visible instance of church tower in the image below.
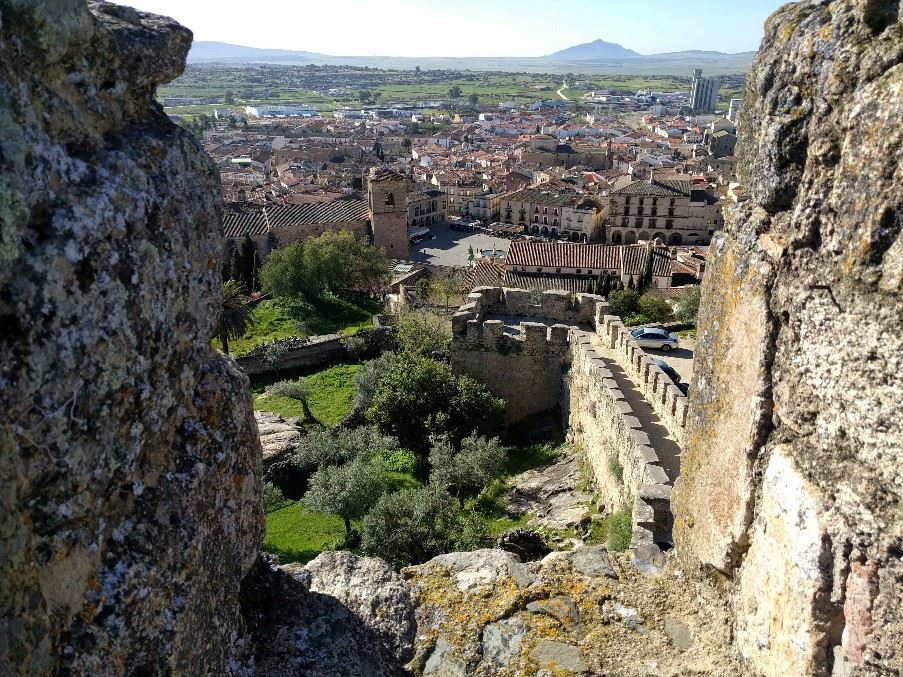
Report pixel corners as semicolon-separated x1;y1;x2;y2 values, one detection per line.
368;168;410;260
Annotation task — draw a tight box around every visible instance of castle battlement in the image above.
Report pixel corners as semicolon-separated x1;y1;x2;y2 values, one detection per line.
453;286;603;330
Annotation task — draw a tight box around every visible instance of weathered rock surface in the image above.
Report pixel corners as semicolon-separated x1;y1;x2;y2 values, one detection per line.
507;452;592;531
0;1;263;673
241;553;416;676
673;1;903;675
402;547;742;676
255;410;302;469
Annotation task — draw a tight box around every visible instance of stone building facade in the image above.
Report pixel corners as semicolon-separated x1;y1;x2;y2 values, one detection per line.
499;188;604;241
606;177;723;245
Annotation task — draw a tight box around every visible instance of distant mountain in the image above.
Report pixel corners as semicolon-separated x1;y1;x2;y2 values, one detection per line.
184;40;755;75
188;41;325;62
546;39;640;60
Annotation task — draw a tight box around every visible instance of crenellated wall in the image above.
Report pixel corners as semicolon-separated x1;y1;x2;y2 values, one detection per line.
596;316;689;446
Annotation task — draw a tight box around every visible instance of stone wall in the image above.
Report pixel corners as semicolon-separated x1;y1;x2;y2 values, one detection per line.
672;2;903;675
456;286;603;327
0;2;262;673
566;334;673;551
597;316;689;446
450;318;571;424
235;327;391;376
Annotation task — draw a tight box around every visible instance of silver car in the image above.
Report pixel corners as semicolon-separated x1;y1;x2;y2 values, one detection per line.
629;327;679;352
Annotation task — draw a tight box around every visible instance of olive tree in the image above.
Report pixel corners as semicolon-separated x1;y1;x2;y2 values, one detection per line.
303;459;387;540
429;434;507;504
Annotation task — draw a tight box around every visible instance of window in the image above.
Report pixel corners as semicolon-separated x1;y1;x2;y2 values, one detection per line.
536;267;542;272
621;217;628;227
576;269;582;274
556;268;561;273
665;219;674;229
543;207;548;214
652;198;658;206
625;197;631;205
543;217;548;225
384;192;394;207
553;208;559;215
636;218;644;227
534;206;539;213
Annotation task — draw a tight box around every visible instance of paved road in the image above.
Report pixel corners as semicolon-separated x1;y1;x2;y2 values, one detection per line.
644;337;695;386
411;222;510;268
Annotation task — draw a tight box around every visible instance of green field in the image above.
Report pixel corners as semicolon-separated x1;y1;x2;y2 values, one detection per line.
253;363;362;426
219;295;380;358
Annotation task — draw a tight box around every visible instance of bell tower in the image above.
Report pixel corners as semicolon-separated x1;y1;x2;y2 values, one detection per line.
368;168;410;260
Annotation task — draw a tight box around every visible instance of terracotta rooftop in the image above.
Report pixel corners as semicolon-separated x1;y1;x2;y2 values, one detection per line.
222;198;368;238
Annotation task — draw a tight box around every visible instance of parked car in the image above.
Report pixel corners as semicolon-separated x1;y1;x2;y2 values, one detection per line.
629;327;678;352
651;358;681;386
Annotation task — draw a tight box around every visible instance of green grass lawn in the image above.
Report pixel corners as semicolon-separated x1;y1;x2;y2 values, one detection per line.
263;501;349;564
253;363;362;426
219;294;382;357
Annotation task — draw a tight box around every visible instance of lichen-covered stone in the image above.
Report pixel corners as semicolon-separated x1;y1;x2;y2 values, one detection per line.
673;1;903;674
0;1;262;673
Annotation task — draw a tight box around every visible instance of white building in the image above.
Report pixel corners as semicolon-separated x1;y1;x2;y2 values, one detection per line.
244;104;316;118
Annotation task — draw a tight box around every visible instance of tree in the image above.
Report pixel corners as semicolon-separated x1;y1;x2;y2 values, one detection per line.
429;434;507;504
414;277;433;307
303;459;387;540
467;245;475;264
675;285;701;323
239;234;260;293
468;93;479;106
260;231;390;300
216;280;253;355
367;353;504;456
607;289;641;318
262;481;286;512
358;89;372;103
352;351;402;416
447;85;462;99
638;248;655;294
361;486;459;567
224;90;235;104
434;272;462;313
415;66;421;76
294;425;400;471
394;310;451;356
626;275;635;291
402;138;412;150
266;378;316;422
638;292;672;323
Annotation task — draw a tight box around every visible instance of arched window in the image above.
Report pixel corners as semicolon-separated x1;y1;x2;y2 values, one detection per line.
626;230;637;244
639;230;650;241
669;233;683;245
384;192;394;207
611;231;623;244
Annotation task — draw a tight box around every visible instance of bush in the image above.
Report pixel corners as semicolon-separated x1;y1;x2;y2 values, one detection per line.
361;486;459;567
607;289;640;318
295;425;400;471
367;353;504;456
352;351;401;415
638;293;672;323
623;313;651;327
608;456;624;482
303;458;388;539
383;448;417;474
262;481;287;512
394;310;451;356
429;434;507;503
606;509;633;552
675;285;701;323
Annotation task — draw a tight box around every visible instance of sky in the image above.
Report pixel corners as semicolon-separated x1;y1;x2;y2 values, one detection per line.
122;0;789;58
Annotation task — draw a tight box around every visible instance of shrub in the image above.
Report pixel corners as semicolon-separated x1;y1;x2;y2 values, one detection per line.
638;293;672;323
361;486;459;567
394;310;451;356
606;509;633;552
295;425;400;471
262;481;287;512
675;285;701;323
303;458;388;539
383;448;417;474
623;313;651;327
429;434;507;503
607;289;640;318
367;353;504;456
608;456;624;482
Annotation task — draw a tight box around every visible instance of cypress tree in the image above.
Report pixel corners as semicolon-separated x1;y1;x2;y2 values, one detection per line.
601;273;612;298
627;276;635;291
594;272;605;295
639;248;654;294
240;234;258;293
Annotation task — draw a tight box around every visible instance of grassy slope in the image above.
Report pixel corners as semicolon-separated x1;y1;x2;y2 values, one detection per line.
253;363;362;426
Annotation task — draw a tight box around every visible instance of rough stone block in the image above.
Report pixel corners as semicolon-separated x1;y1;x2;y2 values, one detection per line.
471;286;501;305
541;289;571;318
549;324;570;346
622;415;641;430
502;288;531;315
466;319;481;343
482;320;504;348
629;429;651;447
736;448;831;677
644;464;670;486
451;311;473;335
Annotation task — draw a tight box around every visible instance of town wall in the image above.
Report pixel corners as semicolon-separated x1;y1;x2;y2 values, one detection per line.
565;333;673;551
450;317;571;425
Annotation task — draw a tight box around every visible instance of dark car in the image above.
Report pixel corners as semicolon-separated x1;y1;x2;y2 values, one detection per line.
651;358;681;386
